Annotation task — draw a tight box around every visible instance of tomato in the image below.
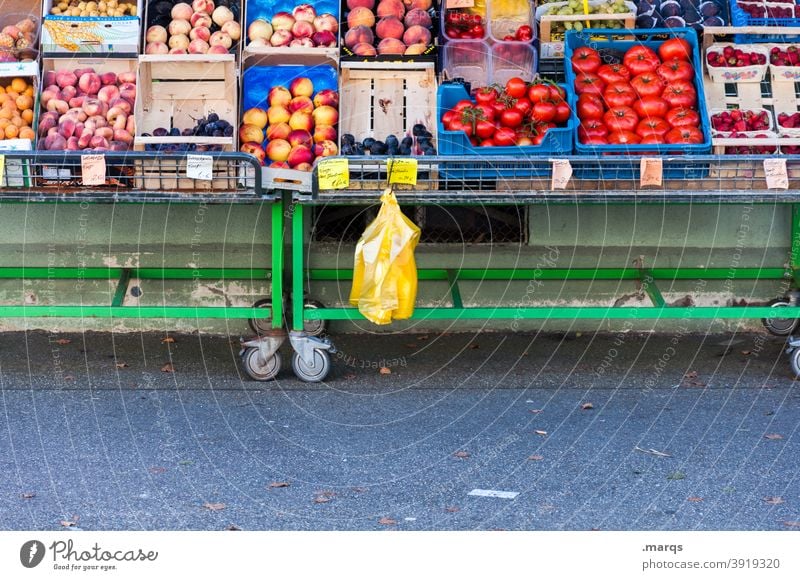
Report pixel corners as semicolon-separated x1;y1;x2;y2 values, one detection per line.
623;45;661;76
516;135;534;146
500;108;524;128
554;100;571;124
604;106;639;133
515;25;533;42
527;83;551;103
577;94;604;121
441;110;457;127
531;101;557;122
475;86;499;104
474;103;495;122
578;119;609;141
532;131;547;145
640;134;665;145
469;24;485;38
448;118;472;136
582;136;609;145
656;59;694;83
633;97;669;119
474;119;495;140
665;126;703;144
665;107;700;128
494;126;516;146
662;80;697;109
452;99;474;113
658;38;692;62
635;117;670;139
549;85;566;101
607;130;641;144
571;46;602;74
603;81;637;108
596;63;631;85
479;139;495;147
490;99;508;117
513;97;532;117
630;72;665;99
574;73;606;96
505;77;528;99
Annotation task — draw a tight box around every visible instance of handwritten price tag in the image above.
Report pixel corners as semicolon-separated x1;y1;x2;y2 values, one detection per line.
764;158;789;190
186;154;214;181
81;154;106;186
388;158;418;186
550;159;572;190
446;0;474;7
640;157;663;187
317;158;349;190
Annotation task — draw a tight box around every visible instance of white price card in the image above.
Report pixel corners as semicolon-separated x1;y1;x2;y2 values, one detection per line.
640;157;663;187
764;158;789;190
550;159;572;190
81;154;106;186
186;154;214;181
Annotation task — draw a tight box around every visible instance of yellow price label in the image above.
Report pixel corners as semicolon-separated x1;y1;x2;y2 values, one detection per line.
317;158;349;190
0;155;5;184
387;158;418;186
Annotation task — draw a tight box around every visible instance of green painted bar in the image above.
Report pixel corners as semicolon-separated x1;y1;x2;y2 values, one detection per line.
0;268;271;280
640;270;666;308
446;270;463;309
111;269;132;308
0;306;270;318
792;204;800;281
271;199;284;328
292;202;306;332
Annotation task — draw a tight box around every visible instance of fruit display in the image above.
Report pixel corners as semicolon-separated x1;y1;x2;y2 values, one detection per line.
0;17;39;62
141;113;231;151
341;0;436;57
778;111;800;133
714;132;779;154
341;124;436;155
49;0;138;16
239;75;339;170
440;77;571;147
145;0;241;55
635;0;728;30
538;0;635;34
443;9;486;39
569;38;707;147
706;45;767;67
0;76;37;142
37;67;137;151
246;2;338;49
705;44;769;82
488;0;534;42
711;109;772;133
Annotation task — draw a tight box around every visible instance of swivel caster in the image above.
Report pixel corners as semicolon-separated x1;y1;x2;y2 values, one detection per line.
241;348;282;381
790;348;800;378
303;299;328;337
761;298;799;336
289;331;335;383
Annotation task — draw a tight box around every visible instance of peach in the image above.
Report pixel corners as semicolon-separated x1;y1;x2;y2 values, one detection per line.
61;85;77;102
404;0;431;10
287;144;313;168
313;125;337;143
169;34;191;50
269;161;289;169
290;38;315;47
313;14;338;33
119;83;136;104
404;43;428;55
243;107;268;129
293;4;317;22
191;11;213;28
294;162;313;172
290;77;314;98
146;42;169;54
100;72;117;86
248;38;268;47
344;25;374;49
188;39;210;54
78;72;101;95
170;47;189;54
348;6;375;28
47;99;69;115
269;86;292;107
348;0;375;9
126;115;136;135
69;96;86;109
209;31;232;49
376;16;404;40
288;96;314;113
89;135;109;149
95;127;113;140
240;124;264;143
292;20;314;38
352;42;377;56
266;122;291;140
404;8;432;28
271;11;295;31
146;25;168;44
269;29;293;46
241;142;266;165
288;129;313;148
118;72;137;84
169;19;191;36
114;129;134;144
98;85;120;103
403;25;431;46
58;118;77;139
109;97;132;114
191;0;214;15
288;110;313;131
40;86;60;107
212;6;234;26
311;31;337;46
313;89;339;108
247;19;272;41
208;45;229;54
267;105;291;125
312;105;338;126
377;0;405;19
44;71;56;87
377;37;406;54
221;21;241;41
77;129;93;149
56;70;77;89
266;138;291;162
313;139;338;157
190;26;211;42
171;3;193;20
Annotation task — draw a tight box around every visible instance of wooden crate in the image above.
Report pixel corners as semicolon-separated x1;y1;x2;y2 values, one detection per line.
134;54;238;191
536;2;636;58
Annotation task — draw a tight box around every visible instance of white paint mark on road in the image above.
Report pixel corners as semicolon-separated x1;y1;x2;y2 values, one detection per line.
404;517;416;521
468;489;519;499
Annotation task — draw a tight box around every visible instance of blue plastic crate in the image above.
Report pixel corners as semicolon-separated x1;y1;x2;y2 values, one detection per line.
436;82;574;179
564;27;710;179
730;0;800;42
245;0;340;32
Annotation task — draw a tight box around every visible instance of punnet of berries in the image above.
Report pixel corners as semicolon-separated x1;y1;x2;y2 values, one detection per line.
706;44;769;82
770;46;800;67
711;109;773;134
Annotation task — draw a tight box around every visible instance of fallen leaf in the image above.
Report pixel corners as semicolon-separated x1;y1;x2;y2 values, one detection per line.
404;343;417;348
534;430;547;436
527;454;544;461
687;496;703;502
224;524;241;531
581;402;594;410
469;344;480;350
667;471;686;480
741;350;751;356
352;487;367;493
764;433;784;440
684;370;698;379
115;362;129;369
313;491;335;504
64;375;74;381
161;363;175;373
445;506;460;513
529;409;543;414
161;337;175;343
454;451;470;459
378;517;397;526
379;367;391;375
782;521;800;527
268;482;290;488
56;338;71;345
764;496;785;505
60;520;76;528
203;502;226;511
20;492;35;499
148;467;167;475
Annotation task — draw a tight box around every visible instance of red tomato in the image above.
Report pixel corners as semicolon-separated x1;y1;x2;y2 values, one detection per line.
490;99;508;117
448;118;473;137
665;107;700;128
475;119;495;140
658;38;692;62
441;110;457;127
582;136;609;145
513;97;533;117
630;72;665;99
494;126;516;146
469;24;485;38
474;103;495;122
596;63;631;85
604;106;639;133
475;86;499;104
633;97;669;119
531;101;557;122
549;85;566;101
635;117;670;138
656;59;694;83
500;108;524;128
577;94;604;121
571;46;602;74
532;130;547;145
516;135;534;146
453;99;474;113
623;45;661;76
505;77;528;99
607;130;641;144
603;81;637;108
554;100;571;124
640;134;665;144
515;25;533;42
665;126;704;144
527;83;551;103
662;81;697;109
574;73;606;96
578;119;609;141
479;139;495;147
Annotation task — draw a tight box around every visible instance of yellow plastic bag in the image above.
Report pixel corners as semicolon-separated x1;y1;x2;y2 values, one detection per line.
350;189;421;325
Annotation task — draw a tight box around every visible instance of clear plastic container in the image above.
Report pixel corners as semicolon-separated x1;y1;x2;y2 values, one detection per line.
441;6;489;42
442;40;491;90
488;0;535;42
491;41;537;85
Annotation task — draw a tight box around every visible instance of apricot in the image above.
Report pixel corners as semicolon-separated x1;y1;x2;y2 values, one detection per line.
5;124;18;138
19;126;34;140
10;78;26;93
21;109;33;123
15;94;32;110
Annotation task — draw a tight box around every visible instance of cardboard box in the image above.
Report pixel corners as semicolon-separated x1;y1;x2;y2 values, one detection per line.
41;0;141;54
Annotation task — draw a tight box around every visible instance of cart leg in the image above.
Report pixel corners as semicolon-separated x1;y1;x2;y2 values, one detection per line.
292;201;305;333
271;197;284;329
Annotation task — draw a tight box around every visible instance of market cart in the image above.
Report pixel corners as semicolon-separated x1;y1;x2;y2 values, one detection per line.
0;151;287;381
289;155;800;382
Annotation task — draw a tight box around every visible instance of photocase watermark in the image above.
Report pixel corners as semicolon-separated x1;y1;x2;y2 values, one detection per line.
19;539;157;572
511;246;561;332
20;540;45;568
335;350;407;370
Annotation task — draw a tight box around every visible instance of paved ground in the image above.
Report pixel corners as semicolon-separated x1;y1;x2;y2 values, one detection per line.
0;329;798;531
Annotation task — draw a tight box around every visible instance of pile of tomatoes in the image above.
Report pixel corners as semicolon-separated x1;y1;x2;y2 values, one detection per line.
571;38;706;146
440;77;571;148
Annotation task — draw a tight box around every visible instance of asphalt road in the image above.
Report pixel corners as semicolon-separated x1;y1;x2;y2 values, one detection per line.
0;329;798;531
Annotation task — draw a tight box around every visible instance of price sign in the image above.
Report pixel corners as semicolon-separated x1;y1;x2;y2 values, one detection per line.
764;158;789;190
81;154;106;186
640;157;663;187
317;158;350;190
0;154;5;184
186;154;214;181
446;0;474;7
388;158;418;186
550;159;572;190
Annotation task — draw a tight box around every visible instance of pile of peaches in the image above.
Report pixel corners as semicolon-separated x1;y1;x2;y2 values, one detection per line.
145;0;240;55
343;0;435;56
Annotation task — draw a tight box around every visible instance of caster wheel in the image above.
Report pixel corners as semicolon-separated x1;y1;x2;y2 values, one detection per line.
241;348;281;381
303;299;328;337
761;299;799;336
291;349;331;383
248;298;273;335
790;348;800;378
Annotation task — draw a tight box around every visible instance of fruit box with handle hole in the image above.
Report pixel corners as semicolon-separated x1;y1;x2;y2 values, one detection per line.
564;27;711;179
41;0;142;54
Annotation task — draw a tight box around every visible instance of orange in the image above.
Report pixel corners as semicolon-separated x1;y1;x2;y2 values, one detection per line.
5;124;19;138
15;95;32;110
18;127;34;140
10;78;27;93
21;109;32;124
